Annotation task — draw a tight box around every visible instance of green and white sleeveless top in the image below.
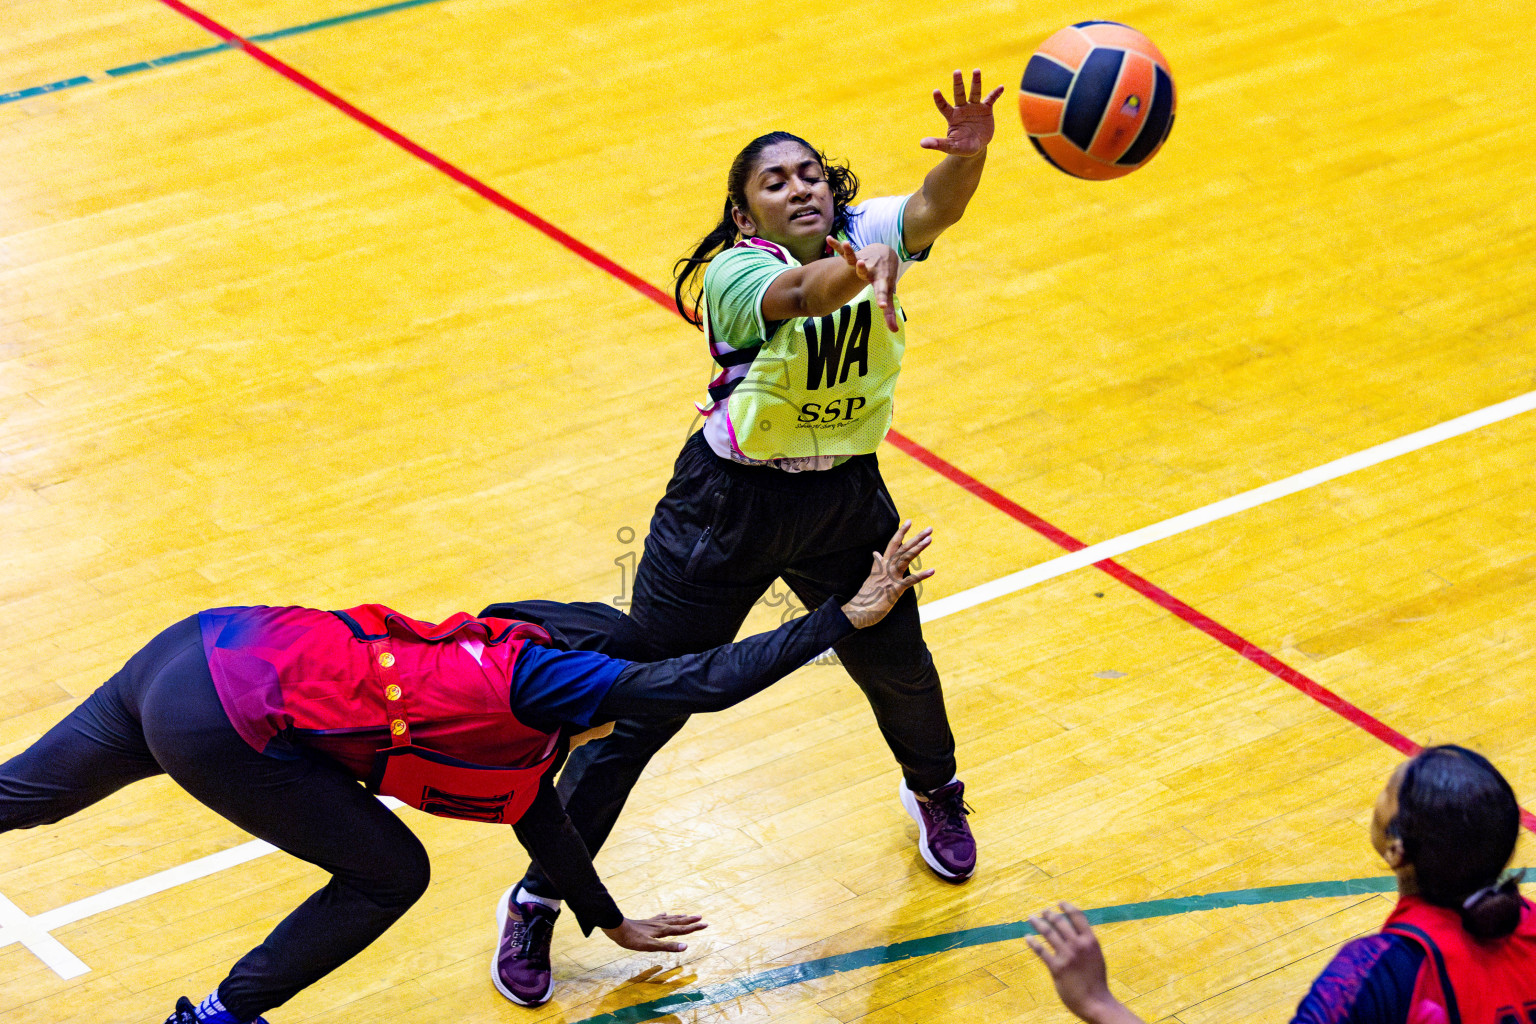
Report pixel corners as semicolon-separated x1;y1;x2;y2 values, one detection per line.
698;194;928;471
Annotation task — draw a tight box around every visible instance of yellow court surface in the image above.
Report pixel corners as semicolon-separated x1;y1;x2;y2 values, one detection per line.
3;0;1534;1022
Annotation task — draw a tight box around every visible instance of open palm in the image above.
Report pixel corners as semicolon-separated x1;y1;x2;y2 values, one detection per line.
921;69;1006;157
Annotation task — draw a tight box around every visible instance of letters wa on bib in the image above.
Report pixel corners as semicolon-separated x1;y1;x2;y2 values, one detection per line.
699;194;927;464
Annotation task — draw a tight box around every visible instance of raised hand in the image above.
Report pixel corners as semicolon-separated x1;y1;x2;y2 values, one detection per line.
920;69;1006;158
602;912;708;952
827;236;901;332
841;520;935;629
1025;904;1146;1024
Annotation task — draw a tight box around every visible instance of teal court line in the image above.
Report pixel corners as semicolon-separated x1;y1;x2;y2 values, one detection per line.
570;874;1407;1024
0;0;451;105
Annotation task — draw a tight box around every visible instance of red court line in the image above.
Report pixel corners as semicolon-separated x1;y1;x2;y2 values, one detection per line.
155;0;670;310
884;432;1536;834
155;0;1536;834
882;432;1423;752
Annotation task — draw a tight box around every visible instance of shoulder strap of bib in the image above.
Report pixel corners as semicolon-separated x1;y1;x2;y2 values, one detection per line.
1382;923;1462;1024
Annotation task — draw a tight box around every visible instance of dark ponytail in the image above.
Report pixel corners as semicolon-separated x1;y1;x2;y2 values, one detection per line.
672;131;860;328
1459;872;1525;941
673;198;741;328
1387;745;1523;940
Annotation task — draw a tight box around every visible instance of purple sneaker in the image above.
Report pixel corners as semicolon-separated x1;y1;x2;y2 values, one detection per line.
491;886;558;1006
900;778;976;881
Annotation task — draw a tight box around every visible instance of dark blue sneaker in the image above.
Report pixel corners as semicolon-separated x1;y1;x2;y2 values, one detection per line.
164;999;198;1024
164;995;270;1024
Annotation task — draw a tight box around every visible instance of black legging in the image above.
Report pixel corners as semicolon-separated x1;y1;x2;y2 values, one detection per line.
0;617;430;1022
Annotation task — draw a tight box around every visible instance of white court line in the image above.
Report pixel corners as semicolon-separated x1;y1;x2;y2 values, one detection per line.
920;388;1536;623
0;890;89;979
3;390;1534;979
0;798;402;976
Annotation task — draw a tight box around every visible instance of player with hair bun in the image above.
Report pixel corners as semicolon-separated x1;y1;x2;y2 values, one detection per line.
1025;745;1536;1024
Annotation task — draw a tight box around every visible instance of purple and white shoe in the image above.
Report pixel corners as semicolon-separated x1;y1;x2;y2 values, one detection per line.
492;885;558;1007
900;778;976;881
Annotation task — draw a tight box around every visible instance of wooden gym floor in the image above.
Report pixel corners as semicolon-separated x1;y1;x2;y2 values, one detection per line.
3;1;1534;1021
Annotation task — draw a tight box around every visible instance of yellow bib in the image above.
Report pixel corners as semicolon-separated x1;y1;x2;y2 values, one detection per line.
725;287;905;461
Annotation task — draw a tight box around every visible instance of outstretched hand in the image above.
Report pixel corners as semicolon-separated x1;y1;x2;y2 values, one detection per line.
1025;904;1146;1024
602;912;707;953
841;520;935;628
920;69;1006;157
827;237;901;332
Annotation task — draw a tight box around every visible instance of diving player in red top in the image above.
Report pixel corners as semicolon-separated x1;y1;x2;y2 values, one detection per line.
0;524;932;1024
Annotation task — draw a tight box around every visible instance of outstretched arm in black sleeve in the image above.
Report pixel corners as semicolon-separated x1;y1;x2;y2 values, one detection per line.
506;521;933;950
514;766;705;950
595;521;933;721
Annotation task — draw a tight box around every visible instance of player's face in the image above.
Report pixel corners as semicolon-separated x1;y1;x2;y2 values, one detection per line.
735;141;833;256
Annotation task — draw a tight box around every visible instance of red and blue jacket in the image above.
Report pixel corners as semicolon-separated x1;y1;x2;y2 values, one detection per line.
1291;894;1536;1024
197;604;626;824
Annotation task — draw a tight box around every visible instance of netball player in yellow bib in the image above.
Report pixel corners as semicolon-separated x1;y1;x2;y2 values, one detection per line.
487;70;1004;1006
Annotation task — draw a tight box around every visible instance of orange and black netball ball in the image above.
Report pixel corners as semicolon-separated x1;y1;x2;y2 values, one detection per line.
1019;21;1176;180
